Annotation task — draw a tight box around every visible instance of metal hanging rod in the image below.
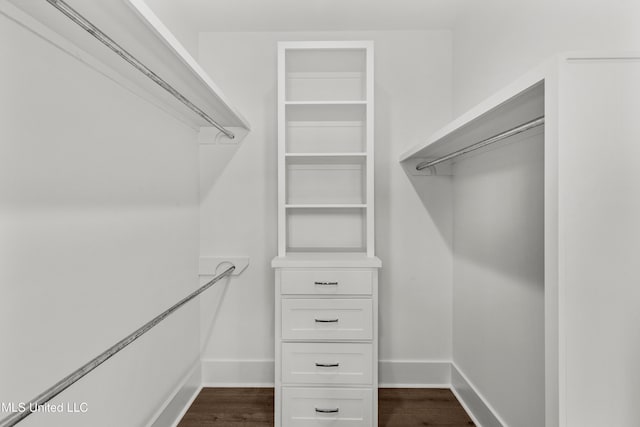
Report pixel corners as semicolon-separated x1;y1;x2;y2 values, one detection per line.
45;0;235;139
0;265;235;427
415;116;545;171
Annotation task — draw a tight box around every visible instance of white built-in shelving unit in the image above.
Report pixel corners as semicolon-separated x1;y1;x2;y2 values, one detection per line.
277;41;375;256
273;41;381;427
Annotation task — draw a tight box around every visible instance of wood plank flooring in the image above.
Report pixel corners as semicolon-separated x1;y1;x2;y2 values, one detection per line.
178;388;475;426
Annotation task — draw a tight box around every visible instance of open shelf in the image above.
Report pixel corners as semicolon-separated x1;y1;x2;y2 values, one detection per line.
285;204;367;209
286;154;366;205
4;0;250;131
285;48;366;102
285;153;367;158
286;104;366;153
286;208;366;253
399;78;544;171
278;41;373;257
286;165;365;204
284;101;367;106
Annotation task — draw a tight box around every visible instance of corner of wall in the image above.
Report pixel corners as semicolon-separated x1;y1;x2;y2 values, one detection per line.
147;361;202;427
450;363;505;427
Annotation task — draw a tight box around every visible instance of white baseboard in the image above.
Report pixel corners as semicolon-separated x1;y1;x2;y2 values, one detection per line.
195;359;504;427
451;362;506;427
200;359;451;388
378;360;451;387
147;362;202;427
201;359;275;387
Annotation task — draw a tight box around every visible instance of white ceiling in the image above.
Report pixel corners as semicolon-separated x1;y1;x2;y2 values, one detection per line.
145;0;468;32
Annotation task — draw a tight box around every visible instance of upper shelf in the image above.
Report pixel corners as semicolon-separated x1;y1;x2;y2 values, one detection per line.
399;67;547;172
3;0;250;132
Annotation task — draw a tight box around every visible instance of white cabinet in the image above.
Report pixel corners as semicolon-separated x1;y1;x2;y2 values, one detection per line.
273;261;380;427
273;41;380;427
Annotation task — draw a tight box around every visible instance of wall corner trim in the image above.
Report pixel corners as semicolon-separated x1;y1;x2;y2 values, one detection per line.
450;362;506;427
172;359;505;427
147;361;202;427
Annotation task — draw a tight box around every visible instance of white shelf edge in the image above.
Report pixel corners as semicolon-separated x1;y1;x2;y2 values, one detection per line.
3;0;251;132
398;59;553;163
285;101;367;106
285;152;367;157
285;204;367;209
125;0;250;131
286;121;364;128
560;50;640;61
271;253;381;268
287;71;364;79
278;40;375;50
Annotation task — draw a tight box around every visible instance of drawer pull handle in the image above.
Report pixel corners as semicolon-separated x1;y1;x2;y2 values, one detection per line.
315;407;339;414
314;318;339;323
315;362;340;367
314;281;339;286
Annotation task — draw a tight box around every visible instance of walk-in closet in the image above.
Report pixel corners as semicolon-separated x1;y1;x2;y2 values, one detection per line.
2;1;639;426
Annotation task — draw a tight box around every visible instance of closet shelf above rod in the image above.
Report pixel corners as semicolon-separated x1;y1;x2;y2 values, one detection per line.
399;76;545;175
3;0;250;133
46;0;235;139
415;116;545;171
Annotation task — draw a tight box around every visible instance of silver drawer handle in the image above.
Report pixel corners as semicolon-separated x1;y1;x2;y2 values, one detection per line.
314;281;339;286
315;362;340;367
314;318;339;323
315;407;339;414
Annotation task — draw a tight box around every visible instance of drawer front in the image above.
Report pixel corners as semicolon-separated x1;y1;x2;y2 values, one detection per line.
282;342;373;385
281;270;373;295
281;299;372;340
282;387;373;427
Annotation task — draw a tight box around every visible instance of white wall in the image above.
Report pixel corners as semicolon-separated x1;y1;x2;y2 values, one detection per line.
143;0;199;57
558;58;640;427
450;3;640;425
0;13;200;427
452;130;545;426
196;30;454;384
452;0;640;114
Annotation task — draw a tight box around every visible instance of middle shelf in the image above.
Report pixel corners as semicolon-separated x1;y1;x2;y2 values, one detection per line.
286;155;366;205
285;103;365;153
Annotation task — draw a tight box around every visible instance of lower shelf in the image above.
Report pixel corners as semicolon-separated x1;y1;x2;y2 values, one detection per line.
287;208;366;252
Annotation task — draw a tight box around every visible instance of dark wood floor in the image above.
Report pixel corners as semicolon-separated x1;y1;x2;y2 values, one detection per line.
178;388;475;426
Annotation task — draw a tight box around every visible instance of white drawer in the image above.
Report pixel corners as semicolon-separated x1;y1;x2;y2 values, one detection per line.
282;387;373;427
281;299;372;340
281;270;372;295
282;342;373;385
